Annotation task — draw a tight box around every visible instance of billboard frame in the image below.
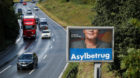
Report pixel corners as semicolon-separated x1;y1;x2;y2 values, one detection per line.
66;26;114;62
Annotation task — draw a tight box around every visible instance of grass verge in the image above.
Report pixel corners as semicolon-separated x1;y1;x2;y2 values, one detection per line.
37;0;96;27
13;0;32;2
62;63;79;78
37;4;68;28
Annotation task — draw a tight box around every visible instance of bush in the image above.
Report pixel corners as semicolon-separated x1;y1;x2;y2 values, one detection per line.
93;0;140;77
121;48;140;78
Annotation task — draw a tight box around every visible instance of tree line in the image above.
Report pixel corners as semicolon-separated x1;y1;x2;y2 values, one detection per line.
0;0;19;51
93;0;140;77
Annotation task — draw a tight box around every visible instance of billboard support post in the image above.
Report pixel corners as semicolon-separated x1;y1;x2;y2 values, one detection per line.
94;62;101;78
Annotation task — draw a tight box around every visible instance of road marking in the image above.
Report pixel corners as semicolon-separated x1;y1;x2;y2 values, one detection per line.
43;55;47;59
50;45;53;49
58;63;69;78
53;38;55;42
0;65;12;74
29;69;35;75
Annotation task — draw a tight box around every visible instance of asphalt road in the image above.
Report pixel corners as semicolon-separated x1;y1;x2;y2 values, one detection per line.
0;2;66;78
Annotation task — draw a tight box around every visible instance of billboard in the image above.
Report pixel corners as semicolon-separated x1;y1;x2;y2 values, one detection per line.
67;26;114;62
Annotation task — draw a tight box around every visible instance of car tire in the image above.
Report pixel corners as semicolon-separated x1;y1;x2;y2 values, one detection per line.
23;37;26;40
17;66;21;70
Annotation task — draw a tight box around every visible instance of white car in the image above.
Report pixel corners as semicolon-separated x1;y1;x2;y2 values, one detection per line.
41;30;51;39
34;6;39;11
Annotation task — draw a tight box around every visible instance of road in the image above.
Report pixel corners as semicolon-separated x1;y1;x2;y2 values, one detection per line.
0;2;66;78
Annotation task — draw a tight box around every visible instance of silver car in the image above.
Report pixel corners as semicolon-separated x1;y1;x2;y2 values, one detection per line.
26;9;32;15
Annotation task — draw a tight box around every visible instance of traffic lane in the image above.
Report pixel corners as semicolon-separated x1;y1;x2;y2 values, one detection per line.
25;53;66;78
33;2;67;77
15;2;57;63
0;2;52;77
0;2;66;78
27;6;67;78
0;38;53;78
0;15;55;78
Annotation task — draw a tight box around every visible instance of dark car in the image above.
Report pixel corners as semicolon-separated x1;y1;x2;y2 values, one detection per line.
26;9;32;15
39;18;48;30
18;8;22;15
31;1;35;3
17;52;38;70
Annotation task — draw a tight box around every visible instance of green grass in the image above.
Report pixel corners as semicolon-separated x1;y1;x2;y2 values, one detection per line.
76;62;94;78
101;63;120;78
13;0;32;2
62;63;79;78
38;0;96;27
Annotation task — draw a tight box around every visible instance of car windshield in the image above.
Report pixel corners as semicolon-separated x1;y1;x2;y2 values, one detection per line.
19;54;32;60
23;25;35;30
40;22;47;25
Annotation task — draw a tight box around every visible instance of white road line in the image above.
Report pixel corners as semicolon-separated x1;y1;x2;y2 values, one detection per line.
50;45;53;49
29;69;35;75
58;63;69;78
43;55;47;59
0;65;12;74
53;38;55;42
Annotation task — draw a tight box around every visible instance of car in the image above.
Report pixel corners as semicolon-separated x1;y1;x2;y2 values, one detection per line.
41;29;51;39
26;9;32;15
23;2;27;5
39;18;48;30
31;1;35;3
17;8;22;15
34;6;39;11
17;52;38;70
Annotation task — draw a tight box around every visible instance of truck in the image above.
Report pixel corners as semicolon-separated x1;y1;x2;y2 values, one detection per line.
22;15;37;39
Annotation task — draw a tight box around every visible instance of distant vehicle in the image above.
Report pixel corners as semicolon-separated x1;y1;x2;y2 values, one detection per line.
20;1;23;3
26;9;32;15
17;8;22;15
34;6;39;11
31;1;35;3
17;52;38;70
41;29;51;39
22;15;37;39
23;2;27;5
39;18;48;30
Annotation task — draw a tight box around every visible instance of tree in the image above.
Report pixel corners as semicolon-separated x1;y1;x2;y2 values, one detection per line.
93;0;140;77
0;0;19;51
121;48;140;78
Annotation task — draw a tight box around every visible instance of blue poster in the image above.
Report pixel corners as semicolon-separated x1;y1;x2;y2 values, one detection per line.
69;48;112;61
